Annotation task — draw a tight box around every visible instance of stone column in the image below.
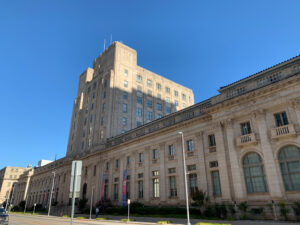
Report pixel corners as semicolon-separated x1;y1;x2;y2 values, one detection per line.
130;151;136;201
175;137;185;201
144;146;150;202
290;98;300;126
119;155;125;205
255;110;284;199
224;119;246;200
159;142;167;202
195;131;208;193
214;122;232;201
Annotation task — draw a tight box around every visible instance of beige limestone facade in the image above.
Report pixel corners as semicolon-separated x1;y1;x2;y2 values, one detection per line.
66;42;194;158
0;166;31;205
7;46;300;218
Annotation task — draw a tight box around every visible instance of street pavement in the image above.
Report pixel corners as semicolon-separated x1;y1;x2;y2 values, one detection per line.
8;213;300;225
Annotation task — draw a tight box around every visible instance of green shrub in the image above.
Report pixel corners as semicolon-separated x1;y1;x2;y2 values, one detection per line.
203;206;215;218
121;218;136;222
293;202;300;216
78;198;88;213
278;202;289;220
96;217;108;220
76;216;87;219
157;221;171;224
62;215;70;218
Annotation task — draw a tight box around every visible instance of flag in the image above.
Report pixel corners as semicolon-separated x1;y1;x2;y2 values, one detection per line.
122;169;127;206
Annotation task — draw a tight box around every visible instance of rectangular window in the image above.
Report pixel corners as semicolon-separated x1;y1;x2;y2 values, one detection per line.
136;121;142;127
152;178;160;198
127;156;130;165
136;108;143;117
102;103;106;113
122;117;127;126
209;161;219;168
168;168;176;174
124;69;128;77
147;111;153;120
104;80;108;87
147;90;152;96
123;91;128;99
182;93;186;101
166;97;170;103
156;83;161;91
152;170;159;176
103;91;106;99
182;103;186;108
101;117;104;126
156;114;162;119
106;162;109;170
211;170;222;195
114;184;118;200
189;173;198;195
147;100;153;108
156;103;162;111
175;100;179;106
115;159;119;168
92;92;96;98
122;104;127;113
153;149;158;159
138;180;143;198
187;164;196;171
169;176;177;197
138;173;144;178
187;140;194;151
174;90;178;97
139;153;144;162
165;87;170;93
208;134;216;147
137;96;143;104
274;111;289;127
166;106;171;114
147;79;152;87
90;114;93;123
93;165;96;176
136;74;142;83
124;80;128;88
240;121;251;135
169;145;175;156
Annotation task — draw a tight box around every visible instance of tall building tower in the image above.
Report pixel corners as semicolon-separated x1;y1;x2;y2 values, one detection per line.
66;42;194;157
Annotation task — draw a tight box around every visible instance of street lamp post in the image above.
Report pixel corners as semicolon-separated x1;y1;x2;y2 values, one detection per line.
178;131;191;225
48;171;56;216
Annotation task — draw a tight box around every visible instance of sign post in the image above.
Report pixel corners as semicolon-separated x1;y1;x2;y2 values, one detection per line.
33;203;36;214
70;160;82;225
127;199;130;222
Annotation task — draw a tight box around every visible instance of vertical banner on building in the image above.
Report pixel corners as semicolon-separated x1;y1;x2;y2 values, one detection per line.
101;174;106;199
122;169;127;206
42;187;48;207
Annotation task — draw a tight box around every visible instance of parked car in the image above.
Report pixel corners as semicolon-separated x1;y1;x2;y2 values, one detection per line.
0;207;9;225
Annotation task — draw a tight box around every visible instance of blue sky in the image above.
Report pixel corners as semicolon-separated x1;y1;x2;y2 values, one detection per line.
1;0;300;168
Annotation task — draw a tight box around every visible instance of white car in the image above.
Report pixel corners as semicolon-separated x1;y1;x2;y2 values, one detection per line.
0;207;8;225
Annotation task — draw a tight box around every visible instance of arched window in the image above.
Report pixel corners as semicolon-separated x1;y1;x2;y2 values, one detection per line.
278;145;300;191
243;152;268;193
82;183;87;199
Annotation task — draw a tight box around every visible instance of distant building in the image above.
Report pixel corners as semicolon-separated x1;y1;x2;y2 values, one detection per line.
38;160;53;167
0;166;31;205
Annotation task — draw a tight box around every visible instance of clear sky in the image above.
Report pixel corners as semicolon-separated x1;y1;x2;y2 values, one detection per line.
1;0;300;169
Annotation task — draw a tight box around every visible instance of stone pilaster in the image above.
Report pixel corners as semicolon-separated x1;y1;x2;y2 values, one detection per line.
175;136;185;201
255;110;284;199
144;146;150;201
159;142;166;201
224;119;246;200
195;131;208;193
130;151;136;200
118;154;125;204
214;122;232;201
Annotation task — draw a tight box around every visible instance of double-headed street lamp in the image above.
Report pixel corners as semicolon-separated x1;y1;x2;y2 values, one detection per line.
178;131;191;225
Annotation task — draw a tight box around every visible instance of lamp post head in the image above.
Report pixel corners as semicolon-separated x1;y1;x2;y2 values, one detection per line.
178;131;183;135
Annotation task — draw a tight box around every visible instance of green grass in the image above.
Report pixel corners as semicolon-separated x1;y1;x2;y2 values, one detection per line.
9;212;40;215
195;223;231;225
96;217;108;220
76;216;87;219
62;215;70;218
121;218;136;222
157;220;172;224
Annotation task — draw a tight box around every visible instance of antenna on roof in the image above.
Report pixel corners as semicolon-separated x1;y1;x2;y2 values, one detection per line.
103;39;106;51
110;34;112;45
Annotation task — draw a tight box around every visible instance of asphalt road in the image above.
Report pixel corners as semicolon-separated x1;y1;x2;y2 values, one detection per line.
8;213;300;225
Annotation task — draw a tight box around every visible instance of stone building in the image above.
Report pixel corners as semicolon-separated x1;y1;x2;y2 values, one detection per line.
66;42;194;157
0;166;31;205
10;45;300;217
